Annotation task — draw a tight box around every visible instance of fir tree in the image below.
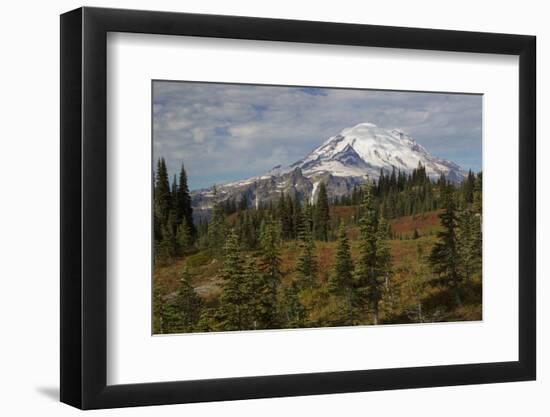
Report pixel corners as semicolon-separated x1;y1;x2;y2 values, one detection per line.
472;173;483;266
283;281;307;328
258;219;283;322
375;216;393;322
156;209;177;265
277;193;292;240
241;255;277;329
329;223;356;324
207;203;227;255
176;221;192;256
177;163;196;237
154;158;171;223
314;183;330;241
152;282;170;334
216;229;246;330
296;201;317;288
429;183;464;306
355;180;383;325
171;269;203;333
401;254;431;323
292;196;302;239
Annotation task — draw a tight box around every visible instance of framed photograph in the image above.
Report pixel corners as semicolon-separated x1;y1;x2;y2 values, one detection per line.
60;7;536;409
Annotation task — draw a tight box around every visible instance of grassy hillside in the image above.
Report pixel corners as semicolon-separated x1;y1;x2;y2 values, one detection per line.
154;208;482;328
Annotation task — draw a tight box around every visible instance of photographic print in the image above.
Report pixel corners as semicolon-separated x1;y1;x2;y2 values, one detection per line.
152;81;482;335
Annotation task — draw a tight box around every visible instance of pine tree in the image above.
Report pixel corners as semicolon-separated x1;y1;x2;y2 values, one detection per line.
216;229;246;330
314;183;330;241
329;223;356;324
171;269;203;333
296;201;317;288
429;183;463;307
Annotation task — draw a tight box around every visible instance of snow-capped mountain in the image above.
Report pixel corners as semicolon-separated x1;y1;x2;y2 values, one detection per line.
191;122;466;211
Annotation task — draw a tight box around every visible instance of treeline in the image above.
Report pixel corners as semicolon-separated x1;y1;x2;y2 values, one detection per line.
195;163;481;249
335;163;480;220
153;181;393;333
196;183;331;249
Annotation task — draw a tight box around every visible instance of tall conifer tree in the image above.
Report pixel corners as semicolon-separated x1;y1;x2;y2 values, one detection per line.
355;180;383;324
172;269;203;333
329;223;356;324
314;183;330;241
177;163;196;237
216;229;245;330
259;219;282;314
429;183;463;306
296;201;317;288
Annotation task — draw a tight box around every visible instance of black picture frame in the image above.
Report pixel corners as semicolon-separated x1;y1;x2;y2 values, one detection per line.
60;6;536;410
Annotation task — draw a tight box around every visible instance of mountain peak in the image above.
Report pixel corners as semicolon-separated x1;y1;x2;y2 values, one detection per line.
347;122;378;129
296;122;464;180
191;123;466;210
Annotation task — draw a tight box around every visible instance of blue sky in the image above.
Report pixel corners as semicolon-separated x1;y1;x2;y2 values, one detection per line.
153;81;482;190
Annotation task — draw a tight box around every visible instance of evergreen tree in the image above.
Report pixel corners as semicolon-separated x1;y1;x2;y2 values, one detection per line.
177;163;196;237
216;229;246;330
171;174;178;212
314;183;330;241
156;209;177;265
355;180;383;324
258;219;283;322
296;201;317;288
196;308;216;332
282;281;307;328
207;203;227;255
152;282;170;334
241;255;277;329
277;193;292;240
171;269;203;333
154;158;171;223
401;253;431;323
329;223;356;324
471;172;483;266
429;183;464;306
176;221;192;256
375;216;393;322
461;170;476;206
292;196;302;239
457;208;474;281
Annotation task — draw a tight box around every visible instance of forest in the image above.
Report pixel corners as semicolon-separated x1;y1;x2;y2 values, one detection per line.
153;158;482;334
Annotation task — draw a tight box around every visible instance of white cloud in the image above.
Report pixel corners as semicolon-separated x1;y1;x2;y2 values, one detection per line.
153;81;482;190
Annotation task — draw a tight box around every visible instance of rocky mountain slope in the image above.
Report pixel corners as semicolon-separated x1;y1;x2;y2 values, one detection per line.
191;122;466;211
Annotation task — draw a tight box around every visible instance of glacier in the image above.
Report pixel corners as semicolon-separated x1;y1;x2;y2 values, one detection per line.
191;122;466;211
